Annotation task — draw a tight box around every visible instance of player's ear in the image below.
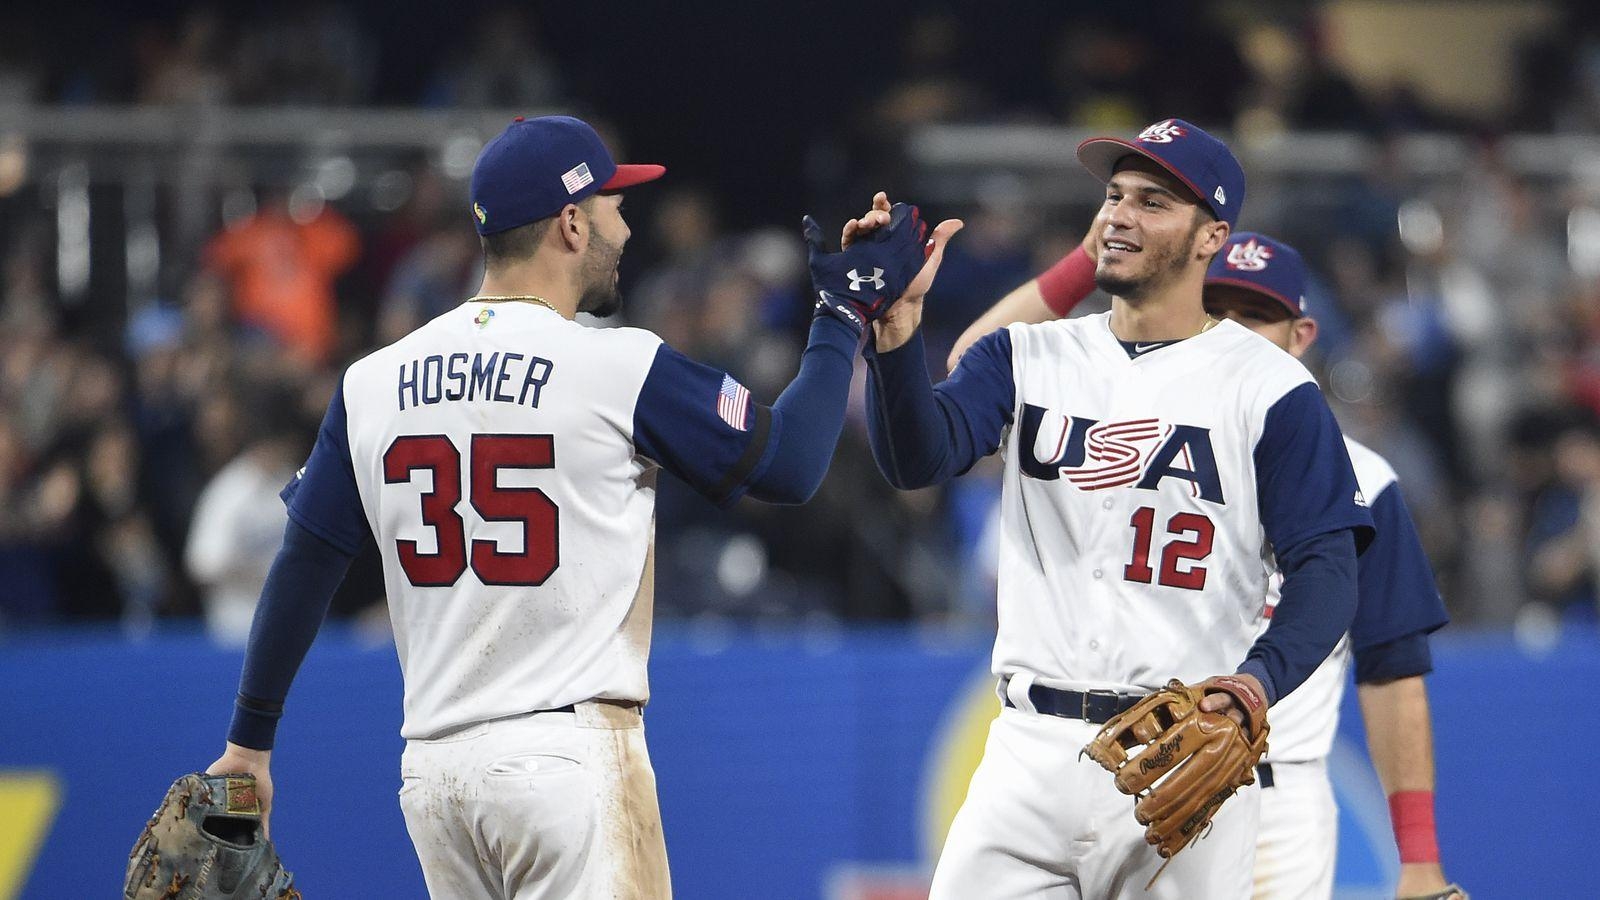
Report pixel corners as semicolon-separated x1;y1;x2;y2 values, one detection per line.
1196;219;1230;260
1291;316;1318;355
558;203;586;252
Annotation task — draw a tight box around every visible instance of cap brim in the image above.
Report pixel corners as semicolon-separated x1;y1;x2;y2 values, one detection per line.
1205;276;1304;319
1075;138;1207;208
602;164;666;191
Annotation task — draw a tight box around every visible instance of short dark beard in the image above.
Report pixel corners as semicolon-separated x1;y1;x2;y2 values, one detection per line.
1095;214;1208;301
577;230;624;318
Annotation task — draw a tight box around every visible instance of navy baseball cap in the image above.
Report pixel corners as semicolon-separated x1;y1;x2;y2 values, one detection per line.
1205;232;1307;318
1076;118;1245;229
470;115;666;235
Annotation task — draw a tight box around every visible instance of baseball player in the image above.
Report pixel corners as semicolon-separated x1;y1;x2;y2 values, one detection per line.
949;231;1464;900
848;119;1373;899
200;114;959;899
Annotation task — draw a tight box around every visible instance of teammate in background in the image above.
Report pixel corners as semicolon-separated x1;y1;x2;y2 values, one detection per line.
847;119;1372;898
201;114;960;899
950;229;1464;900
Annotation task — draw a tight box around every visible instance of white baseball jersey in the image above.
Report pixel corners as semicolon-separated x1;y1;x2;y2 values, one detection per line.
1261;438;1448;763
891;311;1371;900
282;300;773;739
980;312;1371;691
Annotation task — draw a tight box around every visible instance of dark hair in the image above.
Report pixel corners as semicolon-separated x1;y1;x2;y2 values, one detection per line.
479;196;595;269
480;218;555;269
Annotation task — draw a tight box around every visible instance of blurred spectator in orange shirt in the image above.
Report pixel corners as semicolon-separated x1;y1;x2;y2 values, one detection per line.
204;189;360;365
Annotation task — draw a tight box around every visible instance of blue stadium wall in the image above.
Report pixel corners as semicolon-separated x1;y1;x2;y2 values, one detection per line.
0;626;1583;898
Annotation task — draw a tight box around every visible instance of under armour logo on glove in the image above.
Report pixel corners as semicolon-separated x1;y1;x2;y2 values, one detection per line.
847;268;886;291
804;203;928;337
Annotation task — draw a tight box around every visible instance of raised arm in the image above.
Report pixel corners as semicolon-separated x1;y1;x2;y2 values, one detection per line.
836;195;1012;489
865;327;1014;489
633;198;961;506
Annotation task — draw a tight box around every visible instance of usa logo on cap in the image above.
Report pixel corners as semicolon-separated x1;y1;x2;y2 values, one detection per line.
1137;120;1187;144
1206;232;1307;318
1075;117;1246;229
1226;238;1273;272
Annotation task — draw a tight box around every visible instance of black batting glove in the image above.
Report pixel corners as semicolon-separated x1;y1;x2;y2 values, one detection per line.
803;202;928;336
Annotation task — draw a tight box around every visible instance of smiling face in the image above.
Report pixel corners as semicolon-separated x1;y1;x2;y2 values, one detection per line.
1093;156;1228;301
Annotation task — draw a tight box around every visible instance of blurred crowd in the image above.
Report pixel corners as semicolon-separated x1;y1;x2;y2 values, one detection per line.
7;2;1600;640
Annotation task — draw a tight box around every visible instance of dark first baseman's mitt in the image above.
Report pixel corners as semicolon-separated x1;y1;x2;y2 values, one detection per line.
125;772;299;900
1081;677;1269;870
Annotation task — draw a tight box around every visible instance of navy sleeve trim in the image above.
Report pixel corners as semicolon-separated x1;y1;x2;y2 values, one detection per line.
1253;382;1375;554
281;379;371;556
635;315;854;507
284;503;364;558
1353;631;1434;683
1350;482;1450;652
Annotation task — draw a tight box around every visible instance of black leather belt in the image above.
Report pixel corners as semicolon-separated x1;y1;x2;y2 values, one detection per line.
544;705;575;714
1002;681;1146;724
1256;763;1275;788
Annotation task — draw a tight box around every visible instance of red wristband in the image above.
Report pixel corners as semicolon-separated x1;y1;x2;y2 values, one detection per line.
1036;246;1096;317
1388;791;1440;863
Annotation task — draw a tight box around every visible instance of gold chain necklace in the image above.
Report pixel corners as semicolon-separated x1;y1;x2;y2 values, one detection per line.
470;295;560;314
1196;315;1220;336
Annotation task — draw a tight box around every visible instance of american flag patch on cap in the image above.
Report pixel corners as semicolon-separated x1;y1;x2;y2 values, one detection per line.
717;374;751;431
561;162;594;194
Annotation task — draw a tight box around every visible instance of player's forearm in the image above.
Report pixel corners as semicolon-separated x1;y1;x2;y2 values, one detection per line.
744;315;857;504
1357;675;1438;794
228;518;355;750
864;330;971;489
1360;675;1453;879
1237;528;1358;705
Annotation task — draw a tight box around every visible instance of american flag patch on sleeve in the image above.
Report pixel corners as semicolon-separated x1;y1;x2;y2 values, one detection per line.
717;374;751;431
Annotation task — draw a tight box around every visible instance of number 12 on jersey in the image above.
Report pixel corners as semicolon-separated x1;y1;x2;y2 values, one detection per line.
383;433;560;587
1124;506;1213;589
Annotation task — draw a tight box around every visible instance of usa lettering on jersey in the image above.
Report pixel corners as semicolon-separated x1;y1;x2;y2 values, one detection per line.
1016;404;1225;504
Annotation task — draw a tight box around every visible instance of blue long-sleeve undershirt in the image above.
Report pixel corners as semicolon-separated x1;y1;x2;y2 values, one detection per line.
228;519;356;750
744;314;858;503
864;329;1014;488
1236;528;1359;705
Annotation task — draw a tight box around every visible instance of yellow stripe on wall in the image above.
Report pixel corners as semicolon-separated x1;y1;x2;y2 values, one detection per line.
0;772;62;900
